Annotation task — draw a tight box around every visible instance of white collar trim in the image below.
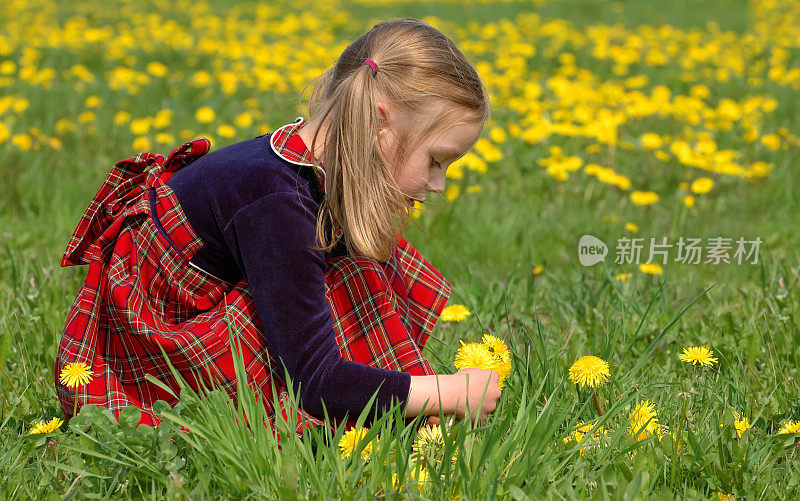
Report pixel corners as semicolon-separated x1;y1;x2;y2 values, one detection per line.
269;116;326;183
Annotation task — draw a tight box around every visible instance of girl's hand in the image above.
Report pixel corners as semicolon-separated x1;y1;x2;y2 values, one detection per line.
425;415;441;427
452;368;501;425
406;371;501;425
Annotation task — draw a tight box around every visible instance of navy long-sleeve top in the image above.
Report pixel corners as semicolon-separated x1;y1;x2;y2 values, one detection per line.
165;116;411;424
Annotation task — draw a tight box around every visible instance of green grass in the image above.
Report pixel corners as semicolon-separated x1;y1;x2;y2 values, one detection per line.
2;0;800;498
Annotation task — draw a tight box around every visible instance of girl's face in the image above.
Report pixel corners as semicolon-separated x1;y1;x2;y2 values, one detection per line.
377;101;483;208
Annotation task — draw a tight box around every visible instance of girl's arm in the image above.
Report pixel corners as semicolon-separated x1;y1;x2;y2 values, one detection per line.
405;374;452;417
227;191;411;423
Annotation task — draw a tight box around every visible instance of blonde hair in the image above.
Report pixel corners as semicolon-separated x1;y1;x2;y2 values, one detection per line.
300;18;491;262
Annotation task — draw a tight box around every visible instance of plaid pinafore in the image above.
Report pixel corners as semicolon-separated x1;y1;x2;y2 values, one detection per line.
55;131;451;437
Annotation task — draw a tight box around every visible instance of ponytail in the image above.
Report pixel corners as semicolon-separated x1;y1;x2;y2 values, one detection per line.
300;18;491;262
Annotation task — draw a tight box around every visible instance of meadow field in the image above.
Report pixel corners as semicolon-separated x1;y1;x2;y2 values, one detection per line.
2;0;800;498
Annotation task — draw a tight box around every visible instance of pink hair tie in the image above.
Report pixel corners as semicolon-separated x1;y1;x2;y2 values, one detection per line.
362;59;378;76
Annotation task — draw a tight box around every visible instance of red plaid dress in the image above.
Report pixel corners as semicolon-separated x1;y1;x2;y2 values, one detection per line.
55;122;451;437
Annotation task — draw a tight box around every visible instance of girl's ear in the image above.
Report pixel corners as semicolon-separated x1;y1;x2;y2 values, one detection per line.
376;100;392;133
375;101;400;170
375;101;392;150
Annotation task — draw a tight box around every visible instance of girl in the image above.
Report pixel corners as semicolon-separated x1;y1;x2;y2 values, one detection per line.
55;18;501;438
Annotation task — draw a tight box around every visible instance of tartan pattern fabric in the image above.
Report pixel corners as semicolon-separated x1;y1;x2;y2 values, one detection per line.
270;117;315;165
56;136;451;437
270;116;327;192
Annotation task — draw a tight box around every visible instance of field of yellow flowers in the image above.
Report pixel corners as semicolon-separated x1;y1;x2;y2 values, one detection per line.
2;0;800;498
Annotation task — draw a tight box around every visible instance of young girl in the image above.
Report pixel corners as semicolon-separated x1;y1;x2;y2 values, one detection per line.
55;18;501;438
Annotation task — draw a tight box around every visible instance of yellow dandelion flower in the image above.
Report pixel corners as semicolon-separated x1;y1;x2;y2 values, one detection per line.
84;95;101;108
153;109;173;129
130;118;151;135
614;272;632;282
146;61;168;78
195;106;215;124
59;362;94;389
654;150;671;162
155;133;175;145
440;304;471;322
0;60;16;74
410;463;429;494
683;194;695;207
444;184;460;202
29;417;64;435
28;421;46;435
234;112;253;128
190;70;213;87
690;177;714;194
639;263;663;275
628;399;661;442
625;222;639;233
77;111;95;124
678;345;718;367
733;412;750;438
413;424;458;464
562;420;592;444
630;190;660;206
55;118;76;134
392;465;430;494
568;355;610;389
338;426;374;460
562;420;607;456
12;134;32;150
778;420;800;435
454;342;494;371
414;424;444;454
113;111;131;126
217;124;236;138
481;334;512;388
760;134;780;150
640;133;663;150
488;127;507;144
132;136;151;151
531;265;543;275
492;359;512;389
482;334;509;362
717;494;734;501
